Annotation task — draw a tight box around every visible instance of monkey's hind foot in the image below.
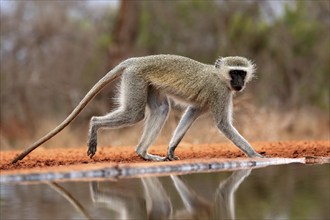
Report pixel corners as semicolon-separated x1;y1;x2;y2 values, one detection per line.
167;155;180;161
138;153;167;162
249;152;265;158
167;148;180;161
87;140;97;158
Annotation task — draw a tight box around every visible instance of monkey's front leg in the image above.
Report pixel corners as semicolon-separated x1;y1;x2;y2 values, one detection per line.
217;121;262;158
167;107;202;160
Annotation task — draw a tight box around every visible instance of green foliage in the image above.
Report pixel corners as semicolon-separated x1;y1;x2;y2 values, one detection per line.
97;33;112;49
228;11;270;54
203;1;329;112
176;0;213;23
266;1;329;111
134;1;329;112
137;3;160;51
283;2;320;56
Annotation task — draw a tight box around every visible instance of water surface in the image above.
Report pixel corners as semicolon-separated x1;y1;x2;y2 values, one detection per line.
1;163;329;219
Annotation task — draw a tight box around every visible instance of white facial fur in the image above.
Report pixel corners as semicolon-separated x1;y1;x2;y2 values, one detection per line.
215;56;256;89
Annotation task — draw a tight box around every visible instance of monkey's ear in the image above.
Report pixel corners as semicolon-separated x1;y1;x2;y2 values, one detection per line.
215;57;223;69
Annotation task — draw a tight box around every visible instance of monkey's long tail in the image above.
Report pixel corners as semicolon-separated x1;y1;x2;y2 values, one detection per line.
11;64;125;164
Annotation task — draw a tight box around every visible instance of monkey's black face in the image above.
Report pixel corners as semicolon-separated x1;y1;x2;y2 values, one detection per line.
229;70;246;91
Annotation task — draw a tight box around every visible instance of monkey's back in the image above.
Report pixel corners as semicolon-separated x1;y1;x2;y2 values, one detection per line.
127;55;225;107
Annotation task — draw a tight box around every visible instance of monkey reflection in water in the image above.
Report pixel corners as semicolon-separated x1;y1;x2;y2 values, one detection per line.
90;169;251;219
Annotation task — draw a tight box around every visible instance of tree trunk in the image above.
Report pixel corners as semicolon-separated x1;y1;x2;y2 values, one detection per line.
109;0;141;67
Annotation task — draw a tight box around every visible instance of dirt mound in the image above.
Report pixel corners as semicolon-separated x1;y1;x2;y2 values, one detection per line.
0;141;329;174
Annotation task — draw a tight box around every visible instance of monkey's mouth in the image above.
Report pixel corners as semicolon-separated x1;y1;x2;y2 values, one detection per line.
231;85;243;91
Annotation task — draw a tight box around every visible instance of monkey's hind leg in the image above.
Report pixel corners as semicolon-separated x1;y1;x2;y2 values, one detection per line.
87;73;148;158
135;88;169;161
87;109;146;157
167;107;202;160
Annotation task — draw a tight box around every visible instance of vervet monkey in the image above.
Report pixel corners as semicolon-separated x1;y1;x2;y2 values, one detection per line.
12;55;262;163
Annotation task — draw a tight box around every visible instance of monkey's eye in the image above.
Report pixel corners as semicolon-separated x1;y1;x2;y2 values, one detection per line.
229;70;246;78
239;71;246;77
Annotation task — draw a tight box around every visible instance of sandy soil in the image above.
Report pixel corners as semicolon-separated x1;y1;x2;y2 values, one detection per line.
0;141;329;174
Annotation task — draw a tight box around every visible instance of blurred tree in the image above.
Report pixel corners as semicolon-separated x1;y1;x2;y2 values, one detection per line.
109;0;141;67
259;1;329;110
92;0;143;115
0;1;114;140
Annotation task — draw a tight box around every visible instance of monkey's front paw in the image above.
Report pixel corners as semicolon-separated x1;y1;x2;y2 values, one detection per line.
87;140;97;158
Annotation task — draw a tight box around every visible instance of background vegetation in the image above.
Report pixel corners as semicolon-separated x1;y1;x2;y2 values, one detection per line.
1;0;329;149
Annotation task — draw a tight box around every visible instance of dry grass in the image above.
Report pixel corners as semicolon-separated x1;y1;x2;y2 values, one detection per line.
1;105;329;151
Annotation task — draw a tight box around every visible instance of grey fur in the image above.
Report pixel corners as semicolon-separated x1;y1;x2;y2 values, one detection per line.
12;54;261;164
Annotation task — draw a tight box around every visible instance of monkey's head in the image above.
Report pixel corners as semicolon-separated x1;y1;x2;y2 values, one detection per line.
215;56;256;92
